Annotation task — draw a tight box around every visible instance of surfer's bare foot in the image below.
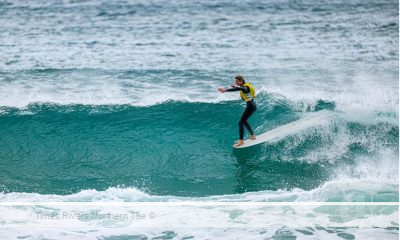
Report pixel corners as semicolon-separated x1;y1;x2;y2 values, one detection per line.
250;135;256;140
233;140;244;147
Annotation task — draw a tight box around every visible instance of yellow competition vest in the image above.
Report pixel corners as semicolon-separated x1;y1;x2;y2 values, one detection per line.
240;83;256;102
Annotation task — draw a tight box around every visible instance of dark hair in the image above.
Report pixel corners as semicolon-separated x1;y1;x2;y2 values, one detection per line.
235;75;245;83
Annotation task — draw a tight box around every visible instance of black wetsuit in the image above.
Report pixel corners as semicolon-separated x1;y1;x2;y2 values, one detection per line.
226;85;257;140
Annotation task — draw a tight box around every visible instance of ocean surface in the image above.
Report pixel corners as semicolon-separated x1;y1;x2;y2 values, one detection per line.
0;0;398;239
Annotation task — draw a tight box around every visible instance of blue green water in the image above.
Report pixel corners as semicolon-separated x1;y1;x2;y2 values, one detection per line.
0;97;398;200
0;0;398;238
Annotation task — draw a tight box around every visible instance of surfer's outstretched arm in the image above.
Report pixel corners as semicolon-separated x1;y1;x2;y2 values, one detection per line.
219;86;250;93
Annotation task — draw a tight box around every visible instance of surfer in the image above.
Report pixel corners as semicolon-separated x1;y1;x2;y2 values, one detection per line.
218;75;257;147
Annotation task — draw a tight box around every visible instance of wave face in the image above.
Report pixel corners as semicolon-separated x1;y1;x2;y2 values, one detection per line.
0;96;398;200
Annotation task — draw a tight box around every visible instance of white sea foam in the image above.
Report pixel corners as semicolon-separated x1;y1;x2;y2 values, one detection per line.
252;111;398;182
0;225;397;240
0;178;397;203
0;180;397;238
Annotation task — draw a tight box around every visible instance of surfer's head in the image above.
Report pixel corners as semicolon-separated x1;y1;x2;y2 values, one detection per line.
235;75;245;86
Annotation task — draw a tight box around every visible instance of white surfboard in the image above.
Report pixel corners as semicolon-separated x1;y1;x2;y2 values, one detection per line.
233;111;333;149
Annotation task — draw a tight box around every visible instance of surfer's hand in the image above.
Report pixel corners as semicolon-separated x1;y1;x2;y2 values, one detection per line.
231;84;237;88
218;87;226;93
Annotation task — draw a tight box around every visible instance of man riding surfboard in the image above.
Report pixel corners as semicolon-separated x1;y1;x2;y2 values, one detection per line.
218;75;257;147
